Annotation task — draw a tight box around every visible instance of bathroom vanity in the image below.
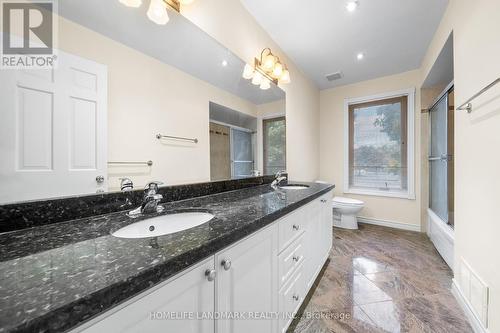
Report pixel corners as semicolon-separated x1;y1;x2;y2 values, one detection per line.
0;179;334;333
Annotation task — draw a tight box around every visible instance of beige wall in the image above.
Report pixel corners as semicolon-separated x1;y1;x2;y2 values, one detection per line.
58;17;259;190
420;0;500;330
319;70;422;228
183;0;320;181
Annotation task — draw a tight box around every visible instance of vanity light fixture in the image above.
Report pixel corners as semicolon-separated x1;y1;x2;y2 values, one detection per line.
242;48;291;88
260;77;271;90
119;0;193;25
120;0;143;7
346;0;358;12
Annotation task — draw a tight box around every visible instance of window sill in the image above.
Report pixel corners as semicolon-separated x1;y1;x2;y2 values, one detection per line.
345;187;415;200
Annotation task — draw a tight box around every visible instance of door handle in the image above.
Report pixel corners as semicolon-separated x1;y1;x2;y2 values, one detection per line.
428;154;450;162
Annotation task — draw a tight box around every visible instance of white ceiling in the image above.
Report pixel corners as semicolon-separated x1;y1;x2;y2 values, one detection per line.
240;0;449;89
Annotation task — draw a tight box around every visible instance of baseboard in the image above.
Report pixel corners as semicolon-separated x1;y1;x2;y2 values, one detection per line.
357;216;421;232
451;279;489;333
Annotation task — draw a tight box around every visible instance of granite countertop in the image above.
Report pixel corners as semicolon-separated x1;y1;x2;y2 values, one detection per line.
0;182;334;333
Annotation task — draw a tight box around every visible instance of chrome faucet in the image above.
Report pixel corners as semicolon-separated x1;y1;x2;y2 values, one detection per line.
120;178;134;192
271;170;287;188
128;181;164;216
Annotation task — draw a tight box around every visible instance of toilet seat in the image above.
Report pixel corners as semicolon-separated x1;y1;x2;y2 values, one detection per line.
332;196;364;206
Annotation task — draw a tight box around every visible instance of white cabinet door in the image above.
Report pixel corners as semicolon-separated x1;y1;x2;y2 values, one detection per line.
215;224;279;333
304;198;322;289
319;192;333;259
78;257;215;333
0;51;107;203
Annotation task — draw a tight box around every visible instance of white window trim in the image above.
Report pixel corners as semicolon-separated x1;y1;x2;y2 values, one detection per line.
343;88;416;200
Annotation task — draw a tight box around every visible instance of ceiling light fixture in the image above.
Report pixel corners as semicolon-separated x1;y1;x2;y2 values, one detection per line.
346;0;358;12
357;52;364;60
242;48;291;87
119;0;194;25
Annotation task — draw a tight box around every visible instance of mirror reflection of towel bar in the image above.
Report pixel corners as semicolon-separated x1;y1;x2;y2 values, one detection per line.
108;161;153;166
156;134;198;143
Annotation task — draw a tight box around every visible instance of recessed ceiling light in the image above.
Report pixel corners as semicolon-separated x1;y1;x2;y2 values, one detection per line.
346;1;358;12
356;53;364;60
222;60;228;67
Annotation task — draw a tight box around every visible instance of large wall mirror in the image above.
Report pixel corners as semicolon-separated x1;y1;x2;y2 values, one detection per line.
0;0;286;204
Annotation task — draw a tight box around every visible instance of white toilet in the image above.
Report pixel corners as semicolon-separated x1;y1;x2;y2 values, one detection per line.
332;196;364;230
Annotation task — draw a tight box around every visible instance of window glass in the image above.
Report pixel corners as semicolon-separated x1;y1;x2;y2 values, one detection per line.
349;96;408;192
263;117;286;175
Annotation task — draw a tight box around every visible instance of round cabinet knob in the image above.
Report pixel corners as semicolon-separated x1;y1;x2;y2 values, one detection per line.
293;255;300;262
292;224;300;231
321;199;327;203
292;294;300;302
221;259;232;271
205;269;216;282
95;175;105;183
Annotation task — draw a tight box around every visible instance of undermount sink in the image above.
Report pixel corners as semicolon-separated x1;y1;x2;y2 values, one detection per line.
112;212;214;239
279;184;310;190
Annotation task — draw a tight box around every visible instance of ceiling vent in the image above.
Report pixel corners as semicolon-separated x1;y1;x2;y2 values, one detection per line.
326;71;343;81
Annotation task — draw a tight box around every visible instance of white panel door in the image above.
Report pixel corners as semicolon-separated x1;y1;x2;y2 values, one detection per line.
215;224;278;333
0;51;107;203
78;257;215;333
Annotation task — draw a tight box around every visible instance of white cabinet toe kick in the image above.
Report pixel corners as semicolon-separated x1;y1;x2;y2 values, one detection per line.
74;191;333;333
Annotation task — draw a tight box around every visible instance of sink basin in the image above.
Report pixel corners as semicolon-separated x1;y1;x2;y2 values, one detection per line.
112;212;214;239
279;184;310;190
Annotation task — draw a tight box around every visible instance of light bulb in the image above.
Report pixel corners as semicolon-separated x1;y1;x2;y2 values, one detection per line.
346;1;358;12
272;62;283;77
179;0;194;4
242;64;254;79
119;0;142;7
263;54;276;70
252;71;263;85
260;78;271;90
147;0;169;25
280;69;291;84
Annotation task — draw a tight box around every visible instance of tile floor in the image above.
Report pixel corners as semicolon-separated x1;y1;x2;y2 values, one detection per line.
288;223;473;333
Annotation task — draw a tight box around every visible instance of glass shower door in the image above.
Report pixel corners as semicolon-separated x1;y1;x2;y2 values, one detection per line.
429;95;449;222
231;128;254;178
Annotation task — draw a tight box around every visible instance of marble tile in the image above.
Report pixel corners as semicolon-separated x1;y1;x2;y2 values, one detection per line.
288;224;474;333
364;269;451;301
359;300;428;333
291;303;384;333
400;293;474;333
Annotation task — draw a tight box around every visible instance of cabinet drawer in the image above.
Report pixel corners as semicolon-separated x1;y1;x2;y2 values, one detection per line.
278;233;305;288
279;206;306;253
278;262;306;333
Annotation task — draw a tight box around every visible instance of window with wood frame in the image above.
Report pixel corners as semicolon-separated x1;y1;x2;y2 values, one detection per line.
347;95;409;194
